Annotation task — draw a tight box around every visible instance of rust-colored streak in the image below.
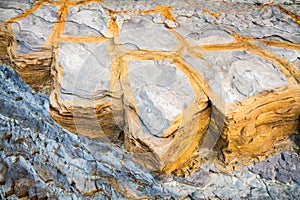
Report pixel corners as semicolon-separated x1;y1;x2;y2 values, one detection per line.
115;51;209;174
105;5;176;23
44;0;104;44
159;6;176;22
235;33;299;83
68;0;102;6
44;2;69;45
139;5;176;22
212;32;300;84
278;5;300;26
259;4;273;9
203;9;221;18
200;42;245;52
57;35;107;43
232;32;256;42
1;0;300;176
120;50;176;63
108;15;119;36
245;42;300;84
169;29;205;60
221;44;298;84
42;1;62;6
116;50;207;98
4;1;45;24
259;40;300;50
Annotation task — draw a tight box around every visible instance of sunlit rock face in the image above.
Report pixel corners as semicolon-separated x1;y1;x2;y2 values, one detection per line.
1;63;300;200
0;0;299;180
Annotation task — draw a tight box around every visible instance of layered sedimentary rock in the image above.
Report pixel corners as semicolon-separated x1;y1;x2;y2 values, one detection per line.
0;0;299;175
173;3;300;167
50;41;124;140
121;58;210;173
1;64;299;199
0;0;59;92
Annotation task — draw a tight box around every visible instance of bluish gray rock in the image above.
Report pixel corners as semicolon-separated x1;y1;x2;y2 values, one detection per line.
1;64;299;199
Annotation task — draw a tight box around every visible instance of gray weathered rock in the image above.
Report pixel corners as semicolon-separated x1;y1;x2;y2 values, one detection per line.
10;4;59;54
117;16;178;51
64;2;109;37
1;64;300;199
0;0;35;23
0;0;300;198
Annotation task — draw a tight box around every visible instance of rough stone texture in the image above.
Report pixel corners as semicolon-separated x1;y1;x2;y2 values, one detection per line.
123;59;210;173
50;41;123;140
117;16;178;51
0;0;35;23
64;2;109;36
0;0;300;198
25;0;300;172
41;0;214;173
127;60;195;137
184;51;288;105
10;4;59;54
0;0;55;92
0;64;299;199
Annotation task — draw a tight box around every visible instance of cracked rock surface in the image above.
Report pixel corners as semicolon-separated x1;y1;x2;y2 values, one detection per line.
0;63;299;199
0;0;300;199
1;0;298;174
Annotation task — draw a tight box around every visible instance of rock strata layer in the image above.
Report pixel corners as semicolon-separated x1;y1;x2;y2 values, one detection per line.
0;0;299;175
0;64;300;199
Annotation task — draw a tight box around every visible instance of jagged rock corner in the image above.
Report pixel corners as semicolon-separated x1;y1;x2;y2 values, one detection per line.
0;0;300;199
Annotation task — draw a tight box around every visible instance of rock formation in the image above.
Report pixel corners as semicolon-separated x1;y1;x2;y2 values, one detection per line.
0;0;299;179
1;63;300;199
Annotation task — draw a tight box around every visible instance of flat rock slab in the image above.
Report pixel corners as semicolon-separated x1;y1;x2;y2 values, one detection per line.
117;16;178;51
0;0;299;176
127;59;195;137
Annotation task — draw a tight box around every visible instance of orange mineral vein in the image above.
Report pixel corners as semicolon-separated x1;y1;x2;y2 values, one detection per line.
0;0;299;175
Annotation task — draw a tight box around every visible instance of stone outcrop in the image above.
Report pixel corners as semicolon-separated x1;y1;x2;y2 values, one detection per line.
0;0;299;176
1;64;300;199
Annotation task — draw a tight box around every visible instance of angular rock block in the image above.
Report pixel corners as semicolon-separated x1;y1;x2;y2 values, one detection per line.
185;50;299;164
50;41;123;140
0;1;59;91
172;3;300;167
0;0;299;174
120;58;210;173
